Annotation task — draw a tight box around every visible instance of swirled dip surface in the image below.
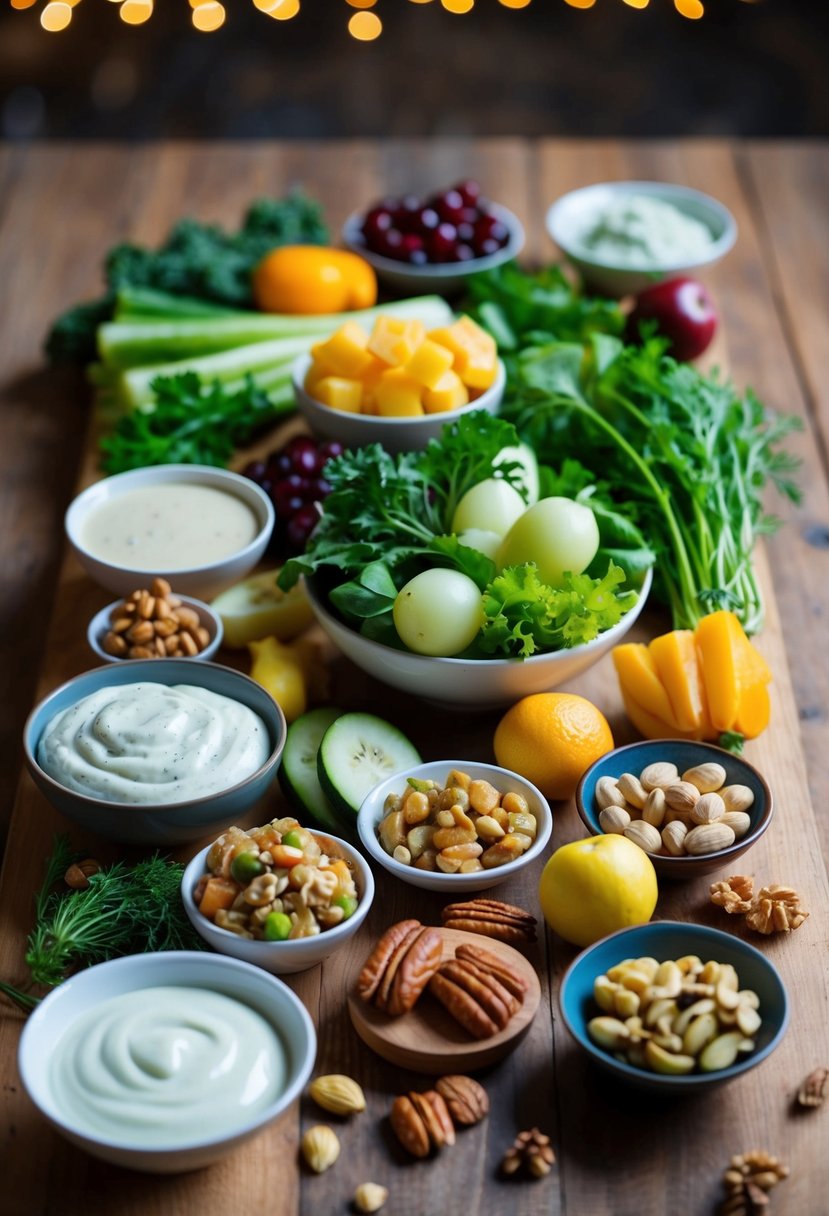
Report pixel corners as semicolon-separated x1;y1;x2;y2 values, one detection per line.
81;483;259;572
49;986;286;1147
37;682;270;803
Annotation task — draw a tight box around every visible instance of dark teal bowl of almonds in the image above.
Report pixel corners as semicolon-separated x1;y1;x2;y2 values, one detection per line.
576;739;773;880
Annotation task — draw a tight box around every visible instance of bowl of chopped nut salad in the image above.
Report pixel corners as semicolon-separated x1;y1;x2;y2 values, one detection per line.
181;817;375;974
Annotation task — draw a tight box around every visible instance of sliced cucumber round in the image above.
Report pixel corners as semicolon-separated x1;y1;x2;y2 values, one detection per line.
278;707;343;834
317;712;421;826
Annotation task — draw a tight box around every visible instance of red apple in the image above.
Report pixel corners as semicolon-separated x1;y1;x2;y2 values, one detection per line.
626;277;718;362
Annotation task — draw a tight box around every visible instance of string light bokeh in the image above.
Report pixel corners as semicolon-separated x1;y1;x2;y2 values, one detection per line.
11;0;723;36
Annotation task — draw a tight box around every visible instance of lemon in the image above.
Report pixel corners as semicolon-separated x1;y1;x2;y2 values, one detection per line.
538;835;658;947
212;569;314;648
494;693;613;801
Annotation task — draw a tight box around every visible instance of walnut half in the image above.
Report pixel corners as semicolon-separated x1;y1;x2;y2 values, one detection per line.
745;885;809;935
710;874;755;914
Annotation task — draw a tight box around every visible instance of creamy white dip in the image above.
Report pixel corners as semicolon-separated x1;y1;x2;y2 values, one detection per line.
81;483;259;572
37;682;270;803
49;986;286;1147
577;194;713;267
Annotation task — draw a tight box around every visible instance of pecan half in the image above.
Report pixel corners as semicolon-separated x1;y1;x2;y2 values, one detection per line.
429;970;498;1040
387;927;443;1016
356;919;420;1003
796;1066;828;1109
389;1095;430;1158
435;1075;489;1126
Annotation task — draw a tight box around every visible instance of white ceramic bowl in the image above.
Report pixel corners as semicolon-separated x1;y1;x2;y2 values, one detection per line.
65;464;274;600
292;354;506;455
306;567;651;709
358;760;552;893
182;830;375;974
18;951;316;1173
23;659;286;846
342;201;525;296
546;181;737;297
87;594;223;664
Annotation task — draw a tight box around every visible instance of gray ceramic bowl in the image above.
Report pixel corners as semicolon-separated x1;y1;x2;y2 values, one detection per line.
293;355;506;455
342;201;525;296
23;659;286;845
559;921;788;1094
182;829;375;974
357;760;552;893
87;594;223;664
576;739;773;880
65;464;274;600
18;951;316;1172
546;181;737;297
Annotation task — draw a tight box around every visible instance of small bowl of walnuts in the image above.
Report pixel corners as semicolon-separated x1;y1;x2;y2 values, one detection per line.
575;739;773;879
87;577;223;664
357;760;553;894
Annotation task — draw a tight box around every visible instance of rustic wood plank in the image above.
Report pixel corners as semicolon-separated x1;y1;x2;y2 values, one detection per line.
0;140;826;1216
739;141;829;843
537;138;829;1216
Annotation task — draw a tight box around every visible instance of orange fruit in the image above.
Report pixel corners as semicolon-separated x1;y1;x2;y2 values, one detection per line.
538;835;658;947
493;692;613;800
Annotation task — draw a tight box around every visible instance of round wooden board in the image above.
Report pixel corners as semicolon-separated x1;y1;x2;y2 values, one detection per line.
347;927;541;1073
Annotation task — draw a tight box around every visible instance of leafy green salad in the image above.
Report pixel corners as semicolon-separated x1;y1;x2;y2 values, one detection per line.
279;413;644;661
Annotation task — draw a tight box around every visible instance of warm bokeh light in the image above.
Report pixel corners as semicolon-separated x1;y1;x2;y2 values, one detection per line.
265;0;300;18
192;0;225;28
408;1;435;4
562;0;597;8
119;0;153;22
441;0;474;13
40;0;72;28
346;0;377;8
622;0;650;8
674;0;704;16
10;0;38;9
498;0;532;8
348;9;381;38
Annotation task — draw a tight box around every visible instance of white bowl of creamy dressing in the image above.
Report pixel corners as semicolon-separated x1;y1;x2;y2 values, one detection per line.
65;464;274;600
18;951;316;1173
546;181;737;297
23;659;287;845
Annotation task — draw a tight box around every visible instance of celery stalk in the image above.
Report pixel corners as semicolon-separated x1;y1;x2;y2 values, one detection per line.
99;295;454;369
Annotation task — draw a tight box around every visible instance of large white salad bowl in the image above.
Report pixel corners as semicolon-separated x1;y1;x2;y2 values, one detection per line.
306;567;652;709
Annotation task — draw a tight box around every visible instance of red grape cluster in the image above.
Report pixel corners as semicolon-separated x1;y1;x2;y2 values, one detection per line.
242;436;343;555
358;180;511;265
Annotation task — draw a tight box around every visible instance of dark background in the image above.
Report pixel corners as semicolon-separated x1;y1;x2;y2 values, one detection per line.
0;0;827;141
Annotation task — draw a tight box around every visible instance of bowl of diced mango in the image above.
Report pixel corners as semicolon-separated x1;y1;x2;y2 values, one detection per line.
291;313;506;453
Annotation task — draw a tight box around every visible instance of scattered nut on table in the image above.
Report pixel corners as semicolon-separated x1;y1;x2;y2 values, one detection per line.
719;1149;789;1215
501;1128;556;1179
308;1074;366;1116
301;1124;340;1173
796;1066;828;1109
353;1182;389;1213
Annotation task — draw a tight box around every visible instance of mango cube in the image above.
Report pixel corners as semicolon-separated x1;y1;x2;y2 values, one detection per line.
313;376;364;414
375;368;425;417
428;316;498;390
404;338;455;390
368;317;425;367
310;322;372;378
422;369;469;414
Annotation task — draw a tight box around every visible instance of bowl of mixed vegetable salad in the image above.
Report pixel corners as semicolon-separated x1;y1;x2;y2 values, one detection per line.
279;411;652;707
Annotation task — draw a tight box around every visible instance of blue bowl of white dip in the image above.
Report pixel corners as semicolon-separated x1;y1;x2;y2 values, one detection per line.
23;659;286;846
546;181;737;297
18;951;316;1173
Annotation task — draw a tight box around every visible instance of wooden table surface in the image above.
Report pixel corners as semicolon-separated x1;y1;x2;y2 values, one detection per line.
0;140;828;1216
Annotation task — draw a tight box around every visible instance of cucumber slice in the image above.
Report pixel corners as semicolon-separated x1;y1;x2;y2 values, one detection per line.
317;712;421;825
278;707;343;834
